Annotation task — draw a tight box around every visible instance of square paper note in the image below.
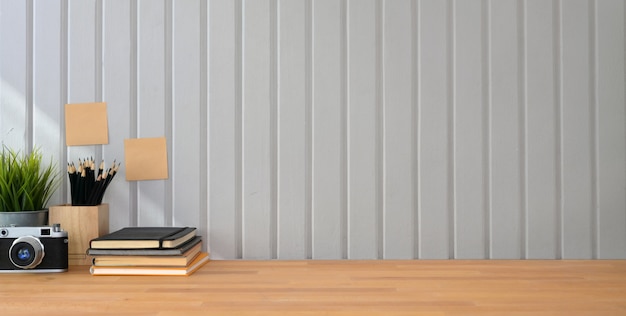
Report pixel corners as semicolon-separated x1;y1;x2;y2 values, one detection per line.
65;102;109;146
124;137;169;181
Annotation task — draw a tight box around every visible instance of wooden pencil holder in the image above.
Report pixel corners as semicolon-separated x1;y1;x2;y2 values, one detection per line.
49;203;109;266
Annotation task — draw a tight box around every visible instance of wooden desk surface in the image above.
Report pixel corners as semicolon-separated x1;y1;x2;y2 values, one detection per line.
1;260;626;315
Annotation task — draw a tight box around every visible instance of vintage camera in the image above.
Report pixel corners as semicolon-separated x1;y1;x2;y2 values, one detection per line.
0;224;68;273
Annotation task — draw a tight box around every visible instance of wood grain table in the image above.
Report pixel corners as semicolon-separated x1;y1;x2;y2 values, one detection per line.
2;260;626;315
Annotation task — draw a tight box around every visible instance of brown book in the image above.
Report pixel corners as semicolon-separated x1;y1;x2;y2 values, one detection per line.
90;252;209;276
89;227;196;249
92;241;203;267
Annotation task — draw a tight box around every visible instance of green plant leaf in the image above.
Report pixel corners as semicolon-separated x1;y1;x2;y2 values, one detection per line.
0;145;60;212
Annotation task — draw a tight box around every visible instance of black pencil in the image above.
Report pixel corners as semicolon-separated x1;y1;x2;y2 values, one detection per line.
68;163;76;205
97;162;119;204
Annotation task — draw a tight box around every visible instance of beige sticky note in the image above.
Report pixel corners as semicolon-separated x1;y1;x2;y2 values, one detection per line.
124;137;169;181
65;102;109;146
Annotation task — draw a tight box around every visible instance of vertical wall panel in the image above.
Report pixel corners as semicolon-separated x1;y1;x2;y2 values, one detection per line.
418;0;450;259
172;0;201;229
67;0;100;187
208;0;240;259
136;0;167;226
67;0;97;102
561;0;594;259
312;0;344;259
596;0;626;259
33;0;64;208
242;0;273;259
384;0;414;259
103;0;132;231
525;0;559;259
489;0;523;259
0;0;28;150
277;0;307;259
346;0;378;259
453;0;486;259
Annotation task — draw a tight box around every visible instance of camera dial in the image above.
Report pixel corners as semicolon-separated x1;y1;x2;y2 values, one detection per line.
9;236;45;269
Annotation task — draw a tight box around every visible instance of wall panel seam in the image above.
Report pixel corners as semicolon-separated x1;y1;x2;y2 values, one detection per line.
340;0;348;260
554;0;563;260
61;0;70;203
164;0;173;226
415;0;422;259
96;0;103;103
235;0;243;259
270;0;278;260
518;0;527;260
482;0;492;259
304;0;313;260
199;0;208;252
448;0;456;260
379;0;387;259
374;0;385;259
129;0;138;226
589;0;599;259
95;0;103;179
410;0;418;260
342;0;348;259
27;0;34;150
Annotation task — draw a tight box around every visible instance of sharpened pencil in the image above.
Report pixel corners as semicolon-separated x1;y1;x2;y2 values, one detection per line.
67;158;120;206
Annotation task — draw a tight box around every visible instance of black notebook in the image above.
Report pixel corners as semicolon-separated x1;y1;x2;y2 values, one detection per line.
89;227;197;249
87;236;202;256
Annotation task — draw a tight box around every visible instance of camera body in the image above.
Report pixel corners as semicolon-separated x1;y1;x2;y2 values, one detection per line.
0;224;68;273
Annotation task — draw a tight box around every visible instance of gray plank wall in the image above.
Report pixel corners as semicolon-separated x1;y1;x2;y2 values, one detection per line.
0;0;624;259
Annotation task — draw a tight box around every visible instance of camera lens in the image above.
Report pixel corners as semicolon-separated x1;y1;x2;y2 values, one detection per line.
18;246;33;260
9;236;45;269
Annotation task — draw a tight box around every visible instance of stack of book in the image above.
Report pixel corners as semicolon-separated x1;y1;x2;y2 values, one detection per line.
87;226;209;276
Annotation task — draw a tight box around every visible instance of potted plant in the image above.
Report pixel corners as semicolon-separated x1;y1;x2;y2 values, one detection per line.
0;145;61;226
